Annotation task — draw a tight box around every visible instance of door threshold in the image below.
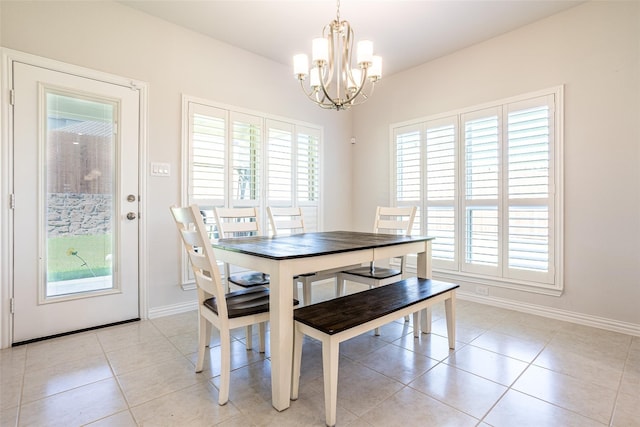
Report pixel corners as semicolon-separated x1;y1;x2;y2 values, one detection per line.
12;318;141;346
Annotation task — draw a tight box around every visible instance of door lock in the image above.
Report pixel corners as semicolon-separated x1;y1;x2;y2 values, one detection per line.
126;212;137;220
127;194;137;202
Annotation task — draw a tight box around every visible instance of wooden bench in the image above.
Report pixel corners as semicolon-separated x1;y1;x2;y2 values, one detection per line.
291;277;459;427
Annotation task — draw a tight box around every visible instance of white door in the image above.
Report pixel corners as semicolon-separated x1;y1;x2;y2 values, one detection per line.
12;62;140;344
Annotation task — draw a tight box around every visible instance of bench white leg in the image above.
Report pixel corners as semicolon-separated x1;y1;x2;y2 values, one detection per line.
291;326;304;400
420;307;432;334
412;311;420;338
322;337;340;427
445;293;456;349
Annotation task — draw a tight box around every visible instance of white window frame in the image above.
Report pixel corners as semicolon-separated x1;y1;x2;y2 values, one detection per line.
391;86;564;295
180;95;323;289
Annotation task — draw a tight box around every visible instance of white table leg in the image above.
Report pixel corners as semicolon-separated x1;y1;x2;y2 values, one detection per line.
269;263;294;411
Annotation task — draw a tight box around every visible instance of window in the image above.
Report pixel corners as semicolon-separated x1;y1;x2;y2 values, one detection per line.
392;87;563;294
181;97;322;287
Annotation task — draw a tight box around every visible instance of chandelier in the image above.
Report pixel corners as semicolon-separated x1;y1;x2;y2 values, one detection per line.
293;0;382;111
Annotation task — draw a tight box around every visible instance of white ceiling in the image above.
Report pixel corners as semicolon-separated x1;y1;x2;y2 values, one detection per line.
119;0;584;77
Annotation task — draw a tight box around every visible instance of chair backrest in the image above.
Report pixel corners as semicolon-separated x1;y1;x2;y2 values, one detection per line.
214;207;262;238
170;205;228;317
373;206;417;236
267;206;305;236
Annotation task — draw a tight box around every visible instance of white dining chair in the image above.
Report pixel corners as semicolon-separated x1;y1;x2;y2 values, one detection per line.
213;207;271;292
267;206;338;305
336;206;417;333
170;205;278;405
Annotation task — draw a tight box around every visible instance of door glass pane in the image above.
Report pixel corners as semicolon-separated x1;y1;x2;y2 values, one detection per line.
45;90;116;298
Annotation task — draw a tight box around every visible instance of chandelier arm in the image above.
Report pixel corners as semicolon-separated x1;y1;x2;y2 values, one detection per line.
345;66;370;105
298;79;330;107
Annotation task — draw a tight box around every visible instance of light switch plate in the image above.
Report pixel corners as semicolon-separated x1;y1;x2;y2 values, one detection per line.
150;162;170;177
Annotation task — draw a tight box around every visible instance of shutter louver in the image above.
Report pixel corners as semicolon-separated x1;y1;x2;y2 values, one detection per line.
464;113;499;269
191;112;225;204
297;130;319;203
395;127;422;235
267;122;293;202
297;128;320;231
508;106;549;199
426;122;456;264
231;114;261;204
507;102;552;275
508;206;549;271
396;130;421;202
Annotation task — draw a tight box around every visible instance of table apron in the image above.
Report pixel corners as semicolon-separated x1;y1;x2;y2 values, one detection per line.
373;241;427;260
213;248;374;277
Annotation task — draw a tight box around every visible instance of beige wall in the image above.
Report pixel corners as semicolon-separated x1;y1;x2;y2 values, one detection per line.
0;1;353;313
350;1;640;327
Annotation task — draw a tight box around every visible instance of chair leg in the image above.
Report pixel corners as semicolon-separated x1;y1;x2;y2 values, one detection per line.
258;322;266;353
336;273;345;296
291;325;304;400
196;314;208;373
322;337;340;427
292;278;299;301
245;325;253;350
218;328;231;405
302;277;312;305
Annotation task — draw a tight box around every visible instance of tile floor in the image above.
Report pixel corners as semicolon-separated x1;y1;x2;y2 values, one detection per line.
1;281;638;426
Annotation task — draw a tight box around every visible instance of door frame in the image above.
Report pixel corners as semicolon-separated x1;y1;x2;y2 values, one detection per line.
0;48;149;348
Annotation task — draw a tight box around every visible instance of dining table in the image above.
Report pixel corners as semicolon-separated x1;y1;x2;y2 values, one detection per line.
211;230;435;411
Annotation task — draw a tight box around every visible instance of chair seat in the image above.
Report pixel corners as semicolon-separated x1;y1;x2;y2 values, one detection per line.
204;286;299;318
228;271;270;288
204;287;270;318
342;266;401;280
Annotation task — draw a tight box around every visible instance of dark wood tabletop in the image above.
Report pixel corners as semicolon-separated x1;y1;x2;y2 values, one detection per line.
211;230;434;260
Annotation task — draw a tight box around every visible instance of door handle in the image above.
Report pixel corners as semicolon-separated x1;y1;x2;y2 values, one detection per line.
126;212;137;220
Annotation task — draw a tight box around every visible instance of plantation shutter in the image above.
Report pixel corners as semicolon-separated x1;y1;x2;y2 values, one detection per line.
391;87;561;292
425;117;457;269
230;112;262;207
297;126;320;231
394;124;422;235
266;120;293;204
188;103;226;209
461;108;500;276
505;95;555;284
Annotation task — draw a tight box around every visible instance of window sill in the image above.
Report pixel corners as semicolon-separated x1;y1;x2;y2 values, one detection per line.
404;265;563;297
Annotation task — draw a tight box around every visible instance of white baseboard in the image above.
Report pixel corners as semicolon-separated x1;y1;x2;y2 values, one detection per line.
148;300;197;319
458;290;640;337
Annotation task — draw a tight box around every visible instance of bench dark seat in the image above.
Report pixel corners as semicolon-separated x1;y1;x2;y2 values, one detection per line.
291;277;459;427
294;277;458;335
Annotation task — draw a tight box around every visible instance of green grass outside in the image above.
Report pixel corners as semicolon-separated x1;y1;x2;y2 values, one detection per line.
47;234;112;281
